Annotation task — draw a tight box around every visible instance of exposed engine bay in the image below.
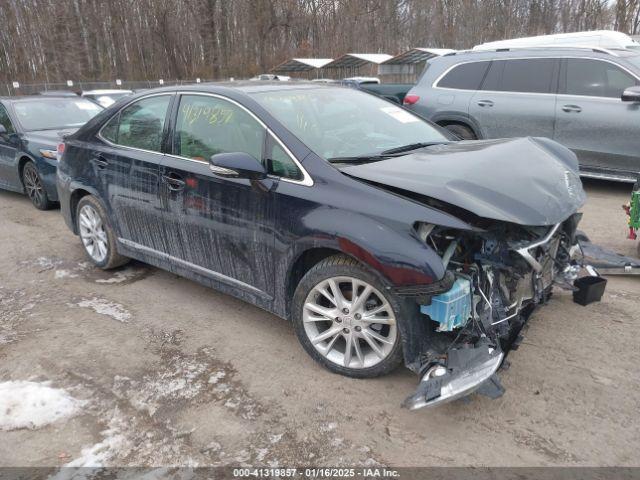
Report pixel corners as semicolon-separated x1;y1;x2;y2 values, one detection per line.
403;214;584;409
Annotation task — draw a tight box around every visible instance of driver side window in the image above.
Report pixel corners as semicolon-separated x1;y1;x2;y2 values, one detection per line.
175;95;264;162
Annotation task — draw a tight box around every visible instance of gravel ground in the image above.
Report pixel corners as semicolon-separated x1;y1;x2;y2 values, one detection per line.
0;179;638;467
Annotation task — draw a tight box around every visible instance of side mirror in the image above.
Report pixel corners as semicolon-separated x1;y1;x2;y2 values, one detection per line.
209;152;267;180
621;86;640;103
0;125;6;135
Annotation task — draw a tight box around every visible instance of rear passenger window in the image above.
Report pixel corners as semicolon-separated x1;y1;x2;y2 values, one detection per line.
101;95;171;152
565;59;638;98
437;62;490;90
498;59;556;93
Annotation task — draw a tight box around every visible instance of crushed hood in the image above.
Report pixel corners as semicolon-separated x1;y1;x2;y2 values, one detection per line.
342;137;586;226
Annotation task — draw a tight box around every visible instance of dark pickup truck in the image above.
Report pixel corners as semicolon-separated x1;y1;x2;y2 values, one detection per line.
339;79;412;104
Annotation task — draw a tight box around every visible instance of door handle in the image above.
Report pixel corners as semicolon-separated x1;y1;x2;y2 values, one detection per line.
562;105;582;113
477;100;494;107
91;155;108;170
161;173;185;191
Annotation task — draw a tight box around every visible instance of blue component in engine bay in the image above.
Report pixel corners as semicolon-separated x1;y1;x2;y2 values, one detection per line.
421;277;472;331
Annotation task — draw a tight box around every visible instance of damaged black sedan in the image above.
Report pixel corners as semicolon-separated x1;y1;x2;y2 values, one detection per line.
57;84;589;409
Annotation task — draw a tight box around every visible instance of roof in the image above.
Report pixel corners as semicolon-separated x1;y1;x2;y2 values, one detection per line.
443;45;636;58
324;53;393;69
1;95;88;103
474;30;639;50
383;48;456;64
82;89;133;94
271;58;333;73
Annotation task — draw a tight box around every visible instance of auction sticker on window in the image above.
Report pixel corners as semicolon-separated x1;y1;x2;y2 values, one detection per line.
380;106;419;123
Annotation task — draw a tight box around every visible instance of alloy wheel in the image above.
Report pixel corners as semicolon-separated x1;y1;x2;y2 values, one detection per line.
23;164;45;207
78;204;109;263
303;276;397;369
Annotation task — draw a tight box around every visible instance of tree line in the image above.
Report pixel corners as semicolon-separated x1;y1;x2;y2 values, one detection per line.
1;0;639;85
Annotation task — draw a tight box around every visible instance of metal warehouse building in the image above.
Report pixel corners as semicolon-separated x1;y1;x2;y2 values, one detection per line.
321;53;393;79
270;58;333;79
378;48;455;83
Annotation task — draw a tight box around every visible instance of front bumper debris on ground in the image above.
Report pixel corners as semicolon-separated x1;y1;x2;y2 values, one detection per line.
403;340;504;410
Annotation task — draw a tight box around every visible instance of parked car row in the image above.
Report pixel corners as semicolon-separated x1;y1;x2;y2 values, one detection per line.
319;46;640;183
0;78;600;410
48;82;595;409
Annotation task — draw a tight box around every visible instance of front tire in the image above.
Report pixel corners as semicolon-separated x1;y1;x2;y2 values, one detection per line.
292;255;403;378
76;195;129;269
22;161;54;210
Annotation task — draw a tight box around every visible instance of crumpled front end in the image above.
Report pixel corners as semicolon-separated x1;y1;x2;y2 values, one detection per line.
402;214;586;410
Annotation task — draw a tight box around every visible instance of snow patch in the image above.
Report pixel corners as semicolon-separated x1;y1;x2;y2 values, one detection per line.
24;256;64;271
95;269;143;284
0;381;84;431
55;269;79;279
76;297;131;323
65;409;132;467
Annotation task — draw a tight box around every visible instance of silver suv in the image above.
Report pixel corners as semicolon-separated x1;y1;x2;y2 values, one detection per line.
405;47;640;182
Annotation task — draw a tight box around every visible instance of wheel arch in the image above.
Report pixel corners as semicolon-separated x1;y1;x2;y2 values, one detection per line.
285;247;344;309
67;185;105;234
17;155;36;189
432;113;482;139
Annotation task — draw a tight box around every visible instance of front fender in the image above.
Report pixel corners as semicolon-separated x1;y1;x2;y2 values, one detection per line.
295;207;446;287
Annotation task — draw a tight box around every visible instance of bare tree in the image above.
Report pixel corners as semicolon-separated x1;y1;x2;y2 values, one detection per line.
0;0;629;86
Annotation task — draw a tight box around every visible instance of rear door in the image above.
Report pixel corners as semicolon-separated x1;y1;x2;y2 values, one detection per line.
0;103;19;190
469;57;559;139
95;94;173;252
554;58;640;174
418;60;490;125
159;93;282;301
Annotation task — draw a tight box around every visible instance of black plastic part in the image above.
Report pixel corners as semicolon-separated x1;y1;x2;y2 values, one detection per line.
476;373;505;399
573;276;607;306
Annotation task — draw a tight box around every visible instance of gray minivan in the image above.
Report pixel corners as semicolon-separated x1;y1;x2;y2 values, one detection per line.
405;47;640;181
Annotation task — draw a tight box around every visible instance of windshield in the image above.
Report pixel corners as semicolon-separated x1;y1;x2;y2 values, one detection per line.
253;88;448;160
13;98;103;131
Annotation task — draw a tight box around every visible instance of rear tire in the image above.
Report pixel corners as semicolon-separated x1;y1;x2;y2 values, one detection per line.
443;123;477;140
291;254;404;379
76;195;129;270
22;161;54;210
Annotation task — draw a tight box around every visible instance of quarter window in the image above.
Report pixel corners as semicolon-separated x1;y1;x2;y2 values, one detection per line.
0;104;15;134
565;59;638;98
498;58;556;94
101;95;171;152
175;95;265;163
437;61;491;90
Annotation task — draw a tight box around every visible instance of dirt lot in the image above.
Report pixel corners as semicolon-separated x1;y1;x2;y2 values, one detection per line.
0;179;638;468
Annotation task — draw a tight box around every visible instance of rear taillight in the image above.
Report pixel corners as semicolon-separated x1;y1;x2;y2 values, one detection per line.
56;143;65;162
403;94;420;106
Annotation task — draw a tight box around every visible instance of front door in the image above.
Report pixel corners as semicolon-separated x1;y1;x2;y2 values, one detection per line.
94;94;173;252
159;93;277;300
554;58;640;174
469;58;558;139
0;103;19;190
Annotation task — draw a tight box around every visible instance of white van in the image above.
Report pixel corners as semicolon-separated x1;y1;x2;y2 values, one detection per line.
474;30;640;51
